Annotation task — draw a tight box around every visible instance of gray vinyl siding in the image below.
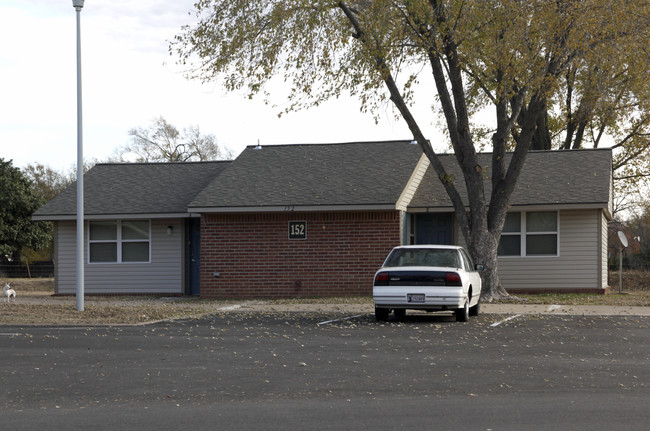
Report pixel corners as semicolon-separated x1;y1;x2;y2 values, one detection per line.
601;212;608;289
415;209;604;291
53;223;60;293
54;219;184;295
497;209;601;290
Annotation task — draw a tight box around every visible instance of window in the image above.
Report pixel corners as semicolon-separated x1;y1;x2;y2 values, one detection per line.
89;220;150;263
459;249;476;271
526;211;558;255
408;214;416;245
89;221;118;262
498;211;558;257
498;212;521;256
385;248;461;268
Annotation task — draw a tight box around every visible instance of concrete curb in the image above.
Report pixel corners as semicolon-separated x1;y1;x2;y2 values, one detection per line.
232;302;650;317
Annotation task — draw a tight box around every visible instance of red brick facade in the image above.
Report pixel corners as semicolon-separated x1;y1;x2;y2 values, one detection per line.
199;211;402;299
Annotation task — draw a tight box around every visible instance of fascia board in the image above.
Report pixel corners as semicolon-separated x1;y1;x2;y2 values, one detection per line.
191;204;397;213
396;154;430;212
406;202;610;214
32;213;193;221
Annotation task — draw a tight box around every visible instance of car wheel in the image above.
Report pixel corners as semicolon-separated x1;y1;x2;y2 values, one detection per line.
375;306;389;321
394;308;406;320
469;298;481;316
456;298;469;322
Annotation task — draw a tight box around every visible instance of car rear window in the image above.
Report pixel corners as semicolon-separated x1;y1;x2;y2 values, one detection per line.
385;249;461;268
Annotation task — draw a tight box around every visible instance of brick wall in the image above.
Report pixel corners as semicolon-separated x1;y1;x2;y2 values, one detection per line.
200;211;402;299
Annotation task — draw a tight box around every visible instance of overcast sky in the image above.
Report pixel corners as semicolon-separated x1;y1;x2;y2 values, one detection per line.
1;0;450;173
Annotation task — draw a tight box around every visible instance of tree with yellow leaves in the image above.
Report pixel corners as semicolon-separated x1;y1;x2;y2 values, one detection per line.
171;0;648;300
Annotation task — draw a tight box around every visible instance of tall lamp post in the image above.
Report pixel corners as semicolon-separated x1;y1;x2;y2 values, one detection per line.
617;231;628;294
73;0;85;311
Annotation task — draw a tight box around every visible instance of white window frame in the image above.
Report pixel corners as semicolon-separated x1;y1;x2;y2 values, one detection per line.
499;212;522;257
88;220;151;264
525;211;559;257
498;211;559;258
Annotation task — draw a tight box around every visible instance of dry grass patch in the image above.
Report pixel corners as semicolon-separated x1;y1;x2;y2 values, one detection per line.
1;270;648;325
0;301;223;325
497;270;650;306
2;277;54;295
0;278;243;325
500;291;650;307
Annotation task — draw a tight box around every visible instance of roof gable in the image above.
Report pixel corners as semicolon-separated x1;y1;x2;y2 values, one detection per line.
33;161;231;219
408;149;612;210
189;141;423;211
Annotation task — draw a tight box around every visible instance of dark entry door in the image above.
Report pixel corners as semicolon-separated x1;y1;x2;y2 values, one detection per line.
189;218;201;296
416;213;453;245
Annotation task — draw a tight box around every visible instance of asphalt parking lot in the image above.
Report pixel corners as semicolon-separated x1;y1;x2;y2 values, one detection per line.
1;311;649;430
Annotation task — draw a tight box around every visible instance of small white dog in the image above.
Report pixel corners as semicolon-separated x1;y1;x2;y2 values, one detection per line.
3;283;16;302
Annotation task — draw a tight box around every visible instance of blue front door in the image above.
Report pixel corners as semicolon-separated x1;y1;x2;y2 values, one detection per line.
189;218;201;295
416;213;453;245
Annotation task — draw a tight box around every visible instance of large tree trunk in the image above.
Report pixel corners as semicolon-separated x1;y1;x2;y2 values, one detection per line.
519;102;552;151
339;0;553;301
466;229;510;301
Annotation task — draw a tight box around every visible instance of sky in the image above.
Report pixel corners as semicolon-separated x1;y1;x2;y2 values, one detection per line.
0;0;447;173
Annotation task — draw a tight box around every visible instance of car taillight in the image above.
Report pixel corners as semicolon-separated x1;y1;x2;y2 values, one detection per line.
374;272;389;286
446;272;462;286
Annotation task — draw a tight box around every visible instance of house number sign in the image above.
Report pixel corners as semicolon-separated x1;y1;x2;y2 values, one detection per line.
289;221;307;240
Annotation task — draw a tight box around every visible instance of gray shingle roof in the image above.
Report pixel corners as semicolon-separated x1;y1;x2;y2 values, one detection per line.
33;144;612;219
408;149;612;209
33;161;231;219
189;141;423;209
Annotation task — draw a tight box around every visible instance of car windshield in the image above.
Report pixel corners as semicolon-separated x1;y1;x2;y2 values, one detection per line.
385;248;461;268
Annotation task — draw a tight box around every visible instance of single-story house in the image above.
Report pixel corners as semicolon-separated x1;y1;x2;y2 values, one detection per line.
33;140;613;297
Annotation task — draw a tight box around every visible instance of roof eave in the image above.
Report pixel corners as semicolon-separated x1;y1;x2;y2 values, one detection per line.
191;204;398;213
406;202;611;213
32;212;195;221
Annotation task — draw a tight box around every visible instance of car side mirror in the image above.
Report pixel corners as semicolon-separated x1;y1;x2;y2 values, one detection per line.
475;264;484;272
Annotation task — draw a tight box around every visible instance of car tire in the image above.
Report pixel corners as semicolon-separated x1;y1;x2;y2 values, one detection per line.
394;308;406;320
375;306;389;321
456;298;469;322
469;298;481;316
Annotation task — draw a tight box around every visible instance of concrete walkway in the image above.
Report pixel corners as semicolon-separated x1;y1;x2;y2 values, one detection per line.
482;303;650;316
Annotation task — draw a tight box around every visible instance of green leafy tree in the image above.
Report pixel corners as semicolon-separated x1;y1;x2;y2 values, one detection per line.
21;163;75;262
0;159;51;259
171;0;642;300
528;8;650;213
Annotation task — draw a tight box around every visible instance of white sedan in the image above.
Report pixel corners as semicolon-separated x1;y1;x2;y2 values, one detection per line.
373;245;483;322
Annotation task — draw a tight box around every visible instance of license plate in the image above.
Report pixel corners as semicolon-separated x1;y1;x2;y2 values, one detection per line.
407;294;425;303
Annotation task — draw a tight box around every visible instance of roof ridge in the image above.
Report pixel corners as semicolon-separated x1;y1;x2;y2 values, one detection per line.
463;148;613;157
244;140;413;149
94;160;233;167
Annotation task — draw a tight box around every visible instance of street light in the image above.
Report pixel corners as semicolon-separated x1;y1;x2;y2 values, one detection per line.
73;0;85;311
617;231;628;294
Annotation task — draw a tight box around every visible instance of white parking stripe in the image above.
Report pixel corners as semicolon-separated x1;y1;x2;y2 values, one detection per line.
217;305;242;311
317;314;364;326
490;314;522;327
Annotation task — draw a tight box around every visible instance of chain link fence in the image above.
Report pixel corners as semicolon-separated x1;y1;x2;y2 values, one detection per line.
0;261;54;278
